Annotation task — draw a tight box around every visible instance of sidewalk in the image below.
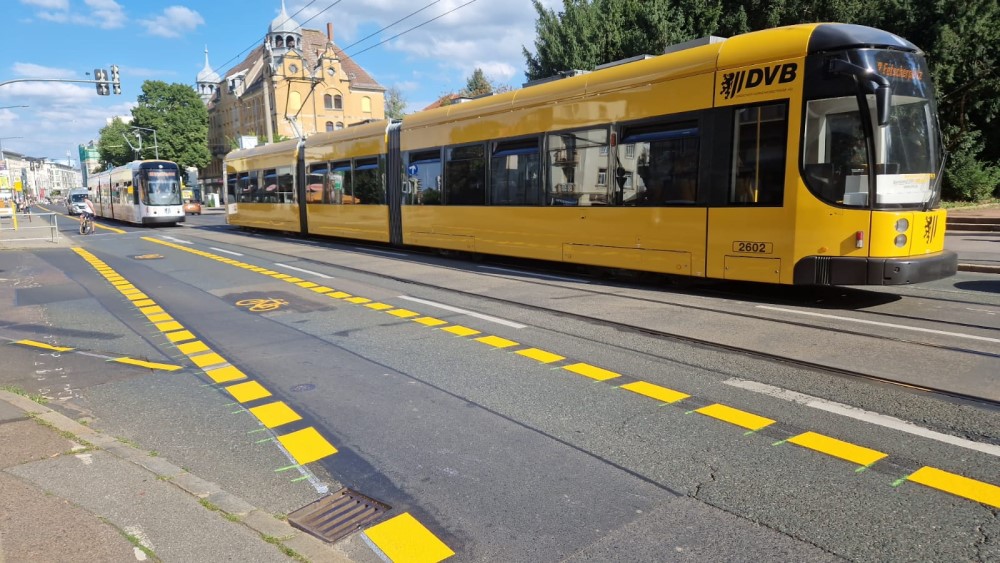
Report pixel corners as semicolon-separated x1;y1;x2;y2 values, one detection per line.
945;204;1000;274
0;390;354;562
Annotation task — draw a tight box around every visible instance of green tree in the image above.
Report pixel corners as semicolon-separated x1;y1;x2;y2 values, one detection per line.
96;117;133;169
130;81;211;171
385;85;407;119
463;68;494;97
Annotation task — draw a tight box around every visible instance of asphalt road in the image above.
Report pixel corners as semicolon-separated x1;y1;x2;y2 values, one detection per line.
1;211;997;562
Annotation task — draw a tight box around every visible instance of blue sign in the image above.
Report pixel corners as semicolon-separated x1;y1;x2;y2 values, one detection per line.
407;164;418;175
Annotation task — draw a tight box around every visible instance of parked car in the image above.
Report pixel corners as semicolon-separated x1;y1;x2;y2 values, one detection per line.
183;199;202;215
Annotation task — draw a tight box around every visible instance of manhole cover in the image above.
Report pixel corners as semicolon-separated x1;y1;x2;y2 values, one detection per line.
290;383;316;392
288;488;391;543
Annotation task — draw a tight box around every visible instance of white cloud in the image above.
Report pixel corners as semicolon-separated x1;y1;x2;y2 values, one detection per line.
27;0;125;29
86;0;126;29
11;62;79;79
20;0;69;9
140;6;205;39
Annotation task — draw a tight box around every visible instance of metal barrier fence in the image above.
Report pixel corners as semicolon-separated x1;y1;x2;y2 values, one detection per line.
0;210;62;242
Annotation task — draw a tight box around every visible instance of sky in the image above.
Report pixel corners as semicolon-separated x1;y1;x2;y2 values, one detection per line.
1;0;561;164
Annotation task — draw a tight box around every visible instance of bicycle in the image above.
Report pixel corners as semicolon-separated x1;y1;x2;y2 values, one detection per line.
79;213;95;235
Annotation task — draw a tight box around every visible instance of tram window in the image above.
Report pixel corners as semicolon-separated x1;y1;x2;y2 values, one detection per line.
445;144;486;205
803;97;875;206
491;138;540;206
547;128;609;206
331;160;353;204
237;172;255;203
354;157;384;204
261;169;279;203
731;104;787;205
405;150;442;205
307;163;327;203
276;166;294;203
620;122;699;206
227;173;238;203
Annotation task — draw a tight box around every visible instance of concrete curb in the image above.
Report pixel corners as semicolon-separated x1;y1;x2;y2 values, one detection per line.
957;263;1000;274
0;390;353;563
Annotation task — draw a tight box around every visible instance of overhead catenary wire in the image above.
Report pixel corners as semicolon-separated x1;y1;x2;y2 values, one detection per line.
347;0;480;58
212;0;322;74
339;0;442;52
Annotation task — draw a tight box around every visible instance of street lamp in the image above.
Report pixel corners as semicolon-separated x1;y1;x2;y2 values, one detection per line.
130;126;158;159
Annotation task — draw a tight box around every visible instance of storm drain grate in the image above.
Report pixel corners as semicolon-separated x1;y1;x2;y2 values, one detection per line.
287;487;391;543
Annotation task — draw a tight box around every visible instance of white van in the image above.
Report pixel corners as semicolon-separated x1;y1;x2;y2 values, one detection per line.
66;188;90;215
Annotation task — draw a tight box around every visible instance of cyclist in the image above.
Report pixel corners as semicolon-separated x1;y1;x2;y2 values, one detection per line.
81;194;96;234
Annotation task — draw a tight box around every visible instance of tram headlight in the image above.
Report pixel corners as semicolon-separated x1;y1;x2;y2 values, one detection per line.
894;234;908;248
895;218;909;233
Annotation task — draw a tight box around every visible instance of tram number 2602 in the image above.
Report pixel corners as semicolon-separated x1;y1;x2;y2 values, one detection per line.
732;241;773;254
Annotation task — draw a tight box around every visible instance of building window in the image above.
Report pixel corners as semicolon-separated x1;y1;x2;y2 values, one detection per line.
361;96;372;114
326;121;335;132
324;94;333;109
334;95;342;110
336;122;344;130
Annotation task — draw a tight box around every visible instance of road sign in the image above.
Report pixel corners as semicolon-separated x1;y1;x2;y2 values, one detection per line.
407;164;418;175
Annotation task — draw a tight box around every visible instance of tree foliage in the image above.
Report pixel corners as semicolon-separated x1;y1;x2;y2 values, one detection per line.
385;86;407;119
96;117;133;169
523;0;1000;200
130;81;211;171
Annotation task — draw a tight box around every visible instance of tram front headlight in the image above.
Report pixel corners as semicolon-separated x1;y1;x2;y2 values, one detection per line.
895;218;909;233
894;234;908;248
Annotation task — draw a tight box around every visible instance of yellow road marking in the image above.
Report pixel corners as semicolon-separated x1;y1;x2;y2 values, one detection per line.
621;381;690;404
364;512;455;563
310;286;333;294
277;427;338;464
787;432;887;467
189;352;226;368
296;281;319;288
13;340;74;352
140;305;165;315
284;277;304;283
146;313;173;323
475;335;518;349
907;466;1000;508
441;325;480;337
249;401;303;429
165;330;196;343
563;363;621;381
328;291;352;299
112;357;183;371
155;320;184;332
345;296;372;304
133;299;156;307
225;380;273;403
413;317;448;327
387;309;420;319
366;303;394;311
177;341;210;355
515;348;564;364
696;404;775;431
272;274;291;279
205;365;246;384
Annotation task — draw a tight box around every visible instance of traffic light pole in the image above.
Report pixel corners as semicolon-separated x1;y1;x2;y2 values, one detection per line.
0;69;121;96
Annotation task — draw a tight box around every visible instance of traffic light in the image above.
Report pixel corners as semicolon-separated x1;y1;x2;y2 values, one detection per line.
110;64;121;95
94;68;109;96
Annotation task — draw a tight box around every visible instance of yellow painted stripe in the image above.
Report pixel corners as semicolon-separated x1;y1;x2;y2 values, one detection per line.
271;274;291;279
328;291;352;299
249;401;302;429
177;341;210;355
563;363;621;382
310;286;333;294
515;348;564;364
259;270;278;275
155;320;184;332
441;325;480;337
621;381;690;404
189;352;226;368
365;303;394;311
119;288;140;295
110;280;130;286
205;365;247;384
146;313;173;323
413;317;448;327
225;380;273;403
345;297;372;304
139;305;165;315
907;466;1000;508
364;512;455;563
475;335;518;348
277;427;338;464
787;431;887;467
165;330;196;343
132;299;156;307
284;277;304;283
112;357;182;371
13;340;74;352
296;281;319;288
696;404;775;431
387;309;420;319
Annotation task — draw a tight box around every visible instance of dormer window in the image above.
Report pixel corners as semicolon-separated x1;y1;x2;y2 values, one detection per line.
275;36;284;48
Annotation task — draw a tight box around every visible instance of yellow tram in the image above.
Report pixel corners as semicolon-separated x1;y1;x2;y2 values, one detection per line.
225;23;956;285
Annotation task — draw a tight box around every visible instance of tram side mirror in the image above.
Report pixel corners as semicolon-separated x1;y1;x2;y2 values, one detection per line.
875;85;891;127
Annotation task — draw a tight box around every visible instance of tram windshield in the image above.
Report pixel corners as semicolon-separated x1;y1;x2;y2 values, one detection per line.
142;168;182;206
801;49;942;209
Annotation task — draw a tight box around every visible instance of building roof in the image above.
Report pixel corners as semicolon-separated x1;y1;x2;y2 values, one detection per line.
269;0;300;35
197;47;221;84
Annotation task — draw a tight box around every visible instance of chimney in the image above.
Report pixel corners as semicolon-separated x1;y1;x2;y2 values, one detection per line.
327;23;334;44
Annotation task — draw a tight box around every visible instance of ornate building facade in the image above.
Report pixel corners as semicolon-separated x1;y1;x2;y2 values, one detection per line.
198;1;385;195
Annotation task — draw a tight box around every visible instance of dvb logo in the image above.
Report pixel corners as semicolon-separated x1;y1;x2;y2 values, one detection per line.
720;63;798;100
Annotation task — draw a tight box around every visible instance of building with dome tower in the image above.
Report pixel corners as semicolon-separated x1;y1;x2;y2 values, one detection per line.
197;1;385;197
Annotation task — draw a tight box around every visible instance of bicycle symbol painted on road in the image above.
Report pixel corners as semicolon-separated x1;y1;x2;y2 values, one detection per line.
236;297;289;312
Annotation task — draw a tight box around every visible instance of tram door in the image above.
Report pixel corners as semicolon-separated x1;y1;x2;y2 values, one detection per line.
706;103;790;284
